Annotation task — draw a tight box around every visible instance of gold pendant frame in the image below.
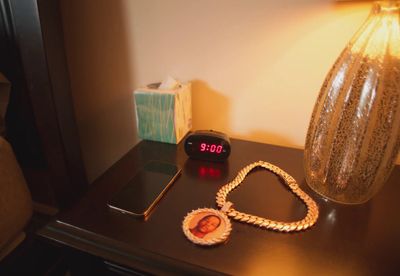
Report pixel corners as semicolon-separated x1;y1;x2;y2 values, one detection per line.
182;208;232;246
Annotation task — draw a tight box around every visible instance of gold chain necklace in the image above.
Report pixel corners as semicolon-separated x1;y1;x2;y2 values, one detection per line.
183;161;319;246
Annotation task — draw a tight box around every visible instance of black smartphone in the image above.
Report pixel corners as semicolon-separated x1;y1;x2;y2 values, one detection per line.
107;161;181;218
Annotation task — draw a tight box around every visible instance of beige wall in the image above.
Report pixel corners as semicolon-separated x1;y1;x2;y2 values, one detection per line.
61;0;398;183
61;0;139;182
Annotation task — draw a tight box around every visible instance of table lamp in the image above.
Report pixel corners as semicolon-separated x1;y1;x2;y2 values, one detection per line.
304;1;400;204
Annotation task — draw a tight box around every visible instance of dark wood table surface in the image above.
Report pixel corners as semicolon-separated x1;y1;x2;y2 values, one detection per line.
38;139;400;275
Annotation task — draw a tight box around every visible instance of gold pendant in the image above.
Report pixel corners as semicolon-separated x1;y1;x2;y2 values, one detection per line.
182;208;232;246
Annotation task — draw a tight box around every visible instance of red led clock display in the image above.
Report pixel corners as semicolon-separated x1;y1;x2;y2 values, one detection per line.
200;143;223;154
184;130;231;162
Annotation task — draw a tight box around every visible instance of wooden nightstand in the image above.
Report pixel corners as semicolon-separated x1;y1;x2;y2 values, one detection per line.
39;139;400;275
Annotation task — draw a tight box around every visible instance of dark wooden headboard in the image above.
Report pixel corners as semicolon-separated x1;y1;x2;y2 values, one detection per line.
0;0;88;212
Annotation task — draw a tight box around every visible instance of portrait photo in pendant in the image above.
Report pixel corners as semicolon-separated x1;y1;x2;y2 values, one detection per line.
189;211;225;239
183;208;233;247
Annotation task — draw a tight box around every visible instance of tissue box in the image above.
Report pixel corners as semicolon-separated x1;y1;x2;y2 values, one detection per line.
134;82;192;144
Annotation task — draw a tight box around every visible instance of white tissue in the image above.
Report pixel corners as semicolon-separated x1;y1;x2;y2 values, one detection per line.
158;76;180;90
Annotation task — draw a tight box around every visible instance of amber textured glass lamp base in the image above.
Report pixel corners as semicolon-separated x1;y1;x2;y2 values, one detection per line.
304;1;400;204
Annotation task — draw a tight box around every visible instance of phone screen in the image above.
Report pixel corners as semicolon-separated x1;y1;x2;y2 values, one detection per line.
108;161;181;217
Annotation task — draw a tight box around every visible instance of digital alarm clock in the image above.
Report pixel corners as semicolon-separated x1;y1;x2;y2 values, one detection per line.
184;130;231;162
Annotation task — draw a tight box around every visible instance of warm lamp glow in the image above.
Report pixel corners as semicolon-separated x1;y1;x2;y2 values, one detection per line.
304;1;400;204
351;1;400;59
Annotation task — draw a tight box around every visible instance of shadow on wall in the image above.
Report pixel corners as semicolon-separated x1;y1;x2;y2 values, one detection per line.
61;0;138;183
232;130;298;149
191;80;231;134
190;80;296;147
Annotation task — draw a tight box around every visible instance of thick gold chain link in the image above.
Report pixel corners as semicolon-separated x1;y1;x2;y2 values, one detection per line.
216;161;319;232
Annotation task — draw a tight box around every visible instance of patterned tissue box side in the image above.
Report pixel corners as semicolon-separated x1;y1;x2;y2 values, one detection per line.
134;83;191;144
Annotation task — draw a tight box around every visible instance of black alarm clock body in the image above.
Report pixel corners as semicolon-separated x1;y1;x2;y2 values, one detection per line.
184;130;231;162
